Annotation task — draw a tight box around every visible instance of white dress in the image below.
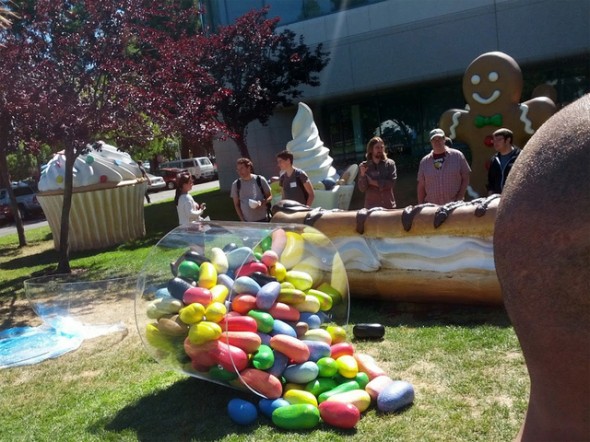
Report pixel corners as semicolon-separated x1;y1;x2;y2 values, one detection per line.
177;193;203;226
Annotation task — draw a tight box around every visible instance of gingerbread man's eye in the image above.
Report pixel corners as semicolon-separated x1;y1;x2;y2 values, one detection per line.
488;72;499;82
471;75;481;85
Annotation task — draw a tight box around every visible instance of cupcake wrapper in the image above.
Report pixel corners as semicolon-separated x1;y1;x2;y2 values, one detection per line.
38;182;147;252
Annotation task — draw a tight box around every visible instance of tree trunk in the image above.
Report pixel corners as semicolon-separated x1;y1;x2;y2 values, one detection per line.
232;133;251;159
56;145;75;274
0;115;26;247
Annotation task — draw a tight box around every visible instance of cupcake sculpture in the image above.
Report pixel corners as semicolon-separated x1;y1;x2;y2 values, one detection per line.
37;142;148;252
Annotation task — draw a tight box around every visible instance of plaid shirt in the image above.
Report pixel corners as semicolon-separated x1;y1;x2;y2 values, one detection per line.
417;148;471;205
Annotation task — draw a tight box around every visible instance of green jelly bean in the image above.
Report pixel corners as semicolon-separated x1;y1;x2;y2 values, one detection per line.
318;380;360;403
178;260;200;279
305;377;338;397
272;404;320;430
208;365;238;382
316;357;338;378
252;344;275;370
248;309;275;333
260;235;273;252
355;371;370;389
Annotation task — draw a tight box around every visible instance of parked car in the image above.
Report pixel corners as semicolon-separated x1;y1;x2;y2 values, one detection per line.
154;167;187;190
0;183;44;224
159;157;215;183
146;173;166;192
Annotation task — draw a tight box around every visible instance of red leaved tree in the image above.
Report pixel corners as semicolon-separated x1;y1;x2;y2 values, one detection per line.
202;7;330;158
1;0;158;272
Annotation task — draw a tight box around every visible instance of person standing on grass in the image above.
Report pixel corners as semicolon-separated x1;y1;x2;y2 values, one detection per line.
417;128;471;205
137;161;151;204
175;172;206;226
357;136;397;209
231;158;272;222
276;150;315;206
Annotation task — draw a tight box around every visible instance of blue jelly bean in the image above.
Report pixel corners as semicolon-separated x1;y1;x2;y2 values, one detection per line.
302;340;331;362
271;319;297;338
227;398;258;425
259;398;290;418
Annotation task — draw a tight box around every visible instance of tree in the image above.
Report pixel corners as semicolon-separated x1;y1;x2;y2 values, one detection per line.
202;7;330;158
1;0;158;271
129;5;225;161
1;1;226;271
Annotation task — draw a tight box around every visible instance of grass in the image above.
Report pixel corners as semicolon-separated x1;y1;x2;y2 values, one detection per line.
0;184;529;441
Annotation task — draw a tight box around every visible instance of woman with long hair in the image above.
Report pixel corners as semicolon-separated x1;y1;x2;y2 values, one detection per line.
174;173;206;226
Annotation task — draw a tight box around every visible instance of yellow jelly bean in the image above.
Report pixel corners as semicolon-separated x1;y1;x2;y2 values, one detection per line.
285;270;313;291
188;320;222;345
303;328;332;345
292;256;323;286
281;231;304;269
146;323;177;352
210;247;229;274
278;287;306;305
336;355;359;379
316;282;343;306
205;302;227;323
284;389;319;407
330;255;348;299
324;389;371;412
306;289;333;311
326;325;347;344
270;262;287;282
210;284;229;304
179;303;206;325
198;261;217;289
294;295;321;313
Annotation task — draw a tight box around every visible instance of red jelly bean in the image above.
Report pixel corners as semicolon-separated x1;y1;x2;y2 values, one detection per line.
319;401;360;429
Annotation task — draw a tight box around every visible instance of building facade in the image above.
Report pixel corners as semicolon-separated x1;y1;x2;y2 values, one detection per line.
207;0;590;192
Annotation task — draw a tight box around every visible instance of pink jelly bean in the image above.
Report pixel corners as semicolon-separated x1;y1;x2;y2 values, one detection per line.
271;228;287;256
183;286;213;306
208;340;249;372
235;261;268;278
365;375;394;401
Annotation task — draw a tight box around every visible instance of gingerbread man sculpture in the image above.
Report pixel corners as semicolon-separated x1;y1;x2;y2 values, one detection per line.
439;51;556;197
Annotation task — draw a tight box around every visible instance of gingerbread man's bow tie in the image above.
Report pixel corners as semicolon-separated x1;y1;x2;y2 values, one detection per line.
474;114;503;128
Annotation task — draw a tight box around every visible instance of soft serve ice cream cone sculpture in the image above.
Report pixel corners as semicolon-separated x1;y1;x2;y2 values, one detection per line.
286;103;357;210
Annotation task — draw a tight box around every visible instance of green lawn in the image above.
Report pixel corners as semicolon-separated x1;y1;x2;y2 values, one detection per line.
0;185;528;441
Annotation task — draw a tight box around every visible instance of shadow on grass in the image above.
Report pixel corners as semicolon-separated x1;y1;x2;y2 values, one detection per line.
349;297;512;329
97;376;358;440
97;378;262;440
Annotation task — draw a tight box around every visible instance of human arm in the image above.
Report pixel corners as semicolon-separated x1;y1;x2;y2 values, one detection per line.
233;195;245;221
178;194;203;223
357;162;368;192
261;178;273;206
455;155;471;201
376;160;397;191
417;179;426;204
303;180;315;206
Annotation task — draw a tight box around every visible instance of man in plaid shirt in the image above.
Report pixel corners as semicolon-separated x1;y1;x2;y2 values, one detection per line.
417;128;471;205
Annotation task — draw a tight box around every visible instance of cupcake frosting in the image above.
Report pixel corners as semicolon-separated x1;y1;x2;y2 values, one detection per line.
39;142;142;192
286;102;339;184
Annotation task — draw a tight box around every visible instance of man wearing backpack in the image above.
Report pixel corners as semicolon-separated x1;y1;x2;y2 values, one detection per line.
231;158;273;222
276;150;315;206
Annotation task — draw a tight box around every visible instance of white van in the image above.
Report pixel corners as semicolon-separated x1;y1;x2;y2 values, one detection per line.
160;157;215;182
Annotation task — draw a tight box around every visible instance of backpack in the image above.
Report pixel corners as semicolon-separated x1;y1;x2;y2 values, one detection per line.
236;175;272;220
293;169;309;203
